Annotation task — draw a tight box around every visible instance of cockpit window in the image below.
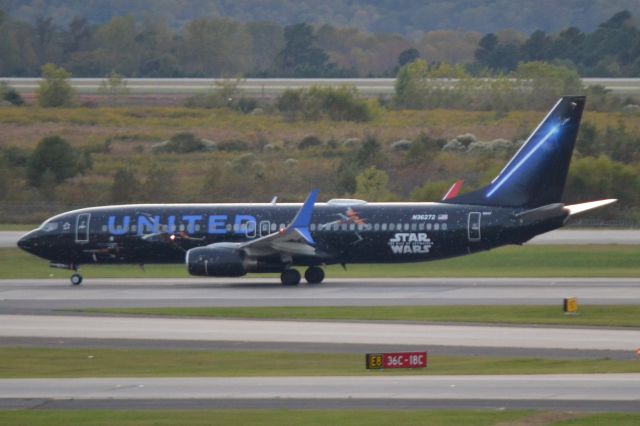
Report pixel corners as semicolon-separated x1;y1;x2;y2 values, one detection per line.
41;222;59;232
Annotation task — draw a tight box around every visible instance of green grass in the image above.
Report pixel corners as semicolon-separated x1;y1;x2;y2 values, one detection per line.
3;245;640;279
0;224;36;231
87;305;640;328
1;348;639;378
0;409;535;426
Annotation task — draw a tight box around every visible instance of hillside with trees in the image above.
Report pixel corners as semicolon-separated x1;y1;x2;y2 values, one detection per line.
3;0;640;35
0;9;639;77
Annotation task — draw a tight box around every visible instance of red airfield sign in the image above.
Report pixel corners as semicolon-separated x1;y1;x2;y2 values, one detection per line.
366;351;427;369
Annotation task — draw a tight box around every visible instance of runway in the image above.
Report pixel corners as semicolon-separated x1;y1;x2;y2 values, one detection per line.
2;375;638;400
2;314;639;351
3;229;640;247
1;278;639;312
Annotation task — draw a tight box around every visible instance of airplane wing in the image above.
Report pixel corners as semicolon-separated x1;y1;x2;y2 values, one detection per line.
239;189;320;257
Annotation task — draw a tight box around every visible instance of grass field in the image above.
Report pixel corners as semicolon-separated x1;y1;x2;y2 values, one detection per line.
87;305;640;328
2;410;639;426
1;348;639;378
3;245;640;279
0;410;533;426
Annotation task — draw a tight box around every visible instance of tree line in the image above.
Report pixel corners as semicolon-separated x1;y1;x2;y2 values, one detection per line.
1;9;639;78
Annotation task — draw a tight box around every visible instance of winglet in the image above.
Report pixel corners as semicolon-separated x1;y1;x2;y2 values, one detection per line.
442;180;463;200
289;189;319;244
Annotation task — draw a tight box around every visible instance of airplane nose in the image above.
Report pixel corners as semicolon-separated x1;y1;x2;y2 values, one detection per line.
17;230;38;252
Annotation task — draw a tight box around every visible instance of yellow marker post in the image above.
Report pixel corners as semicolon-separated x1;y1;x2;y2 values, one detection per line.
563;297;578;315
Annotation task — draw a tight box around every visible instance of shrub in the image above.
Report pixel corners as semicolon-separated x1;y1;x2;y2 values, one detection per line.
0;81;24;106
27;136;81;187
276;86;374;122
298;135;323;150
152;133;216;154
36;64;75;107
218;140;249;152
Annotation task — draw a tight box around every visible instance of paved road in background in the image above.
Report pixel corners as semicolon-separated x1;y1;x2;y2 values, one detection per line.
2;229;640;248
1;278;639;310
5;77;640;96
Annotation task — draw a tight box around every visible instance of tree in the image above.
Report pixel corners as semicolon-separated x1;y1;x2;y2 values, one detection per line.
276;23;333;76
394;59;429;108
36;63;74;107
0;81;24;105
354;167;391;200
398;48;419;67
27;136;80;187
110;168;139;204
97;70;129;106
515;62;584;108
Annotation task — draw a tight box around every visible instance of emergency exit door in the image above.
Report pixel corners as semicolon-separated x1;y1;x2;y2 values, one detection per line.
468;212;481;242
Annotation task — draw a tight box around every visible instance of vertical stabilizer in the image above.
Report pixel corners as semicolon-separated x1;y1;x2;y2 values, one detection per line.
444;96;585;209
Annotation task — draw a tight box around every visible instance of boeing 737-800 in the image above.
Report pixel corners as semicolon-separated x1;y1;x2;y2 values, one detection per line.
18;96;616;285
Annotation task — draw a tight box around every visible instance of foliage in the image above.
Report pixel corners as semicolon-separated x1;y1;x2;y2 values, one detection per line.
0;81;24;105
97;70;129;106
36;64;74;107
27;136;82;187
354;167;392;201
277;86;375;122
110;168;139;204
152;133;216;154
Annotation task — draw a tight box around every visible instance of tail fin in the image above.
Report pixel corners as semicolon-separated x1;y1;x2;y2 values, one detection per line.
444;96;585;209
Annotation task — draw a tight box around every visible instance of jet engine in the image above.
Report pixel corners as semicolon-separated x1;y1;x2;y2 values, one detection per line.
186;244;284;277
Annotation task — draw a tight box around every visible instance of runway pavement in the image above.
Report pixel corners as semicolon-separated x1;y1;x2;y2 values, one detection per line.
1;277;639;311
2;314;639;351
3;229;640;247
0;375;638;410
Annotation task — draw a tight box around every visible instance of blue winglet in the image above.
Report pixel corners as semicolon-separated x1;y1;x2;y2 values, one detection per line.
289;189;319;244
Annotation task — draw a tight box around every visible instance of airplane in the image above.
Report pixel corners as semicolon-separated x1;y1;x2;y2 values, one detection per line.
18;96;616;286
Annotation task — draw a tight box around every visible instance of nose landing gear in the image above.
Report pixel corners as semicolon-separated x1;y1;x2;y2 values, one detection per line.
70;273;83;286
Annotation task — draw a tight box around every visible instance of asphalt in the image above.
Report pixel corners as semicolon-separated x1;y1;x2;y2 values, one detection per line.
3;229;640;248
1;278;639;312
0;375;638;406
2;314;639;351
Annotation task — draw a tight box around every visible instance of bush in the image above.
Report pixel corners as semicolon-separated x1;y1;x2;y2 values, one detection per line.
152;133;216;154
218;140;249;152
36;64;75;107
276;85;374;122
298;135;323;150
0;81;24;106
27;136;81;187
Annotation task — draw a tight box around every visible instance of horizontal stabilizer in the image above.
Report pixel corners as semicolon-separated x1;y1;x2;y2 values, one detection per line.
514;203;565;223
564;199;617;216
442;180;463;201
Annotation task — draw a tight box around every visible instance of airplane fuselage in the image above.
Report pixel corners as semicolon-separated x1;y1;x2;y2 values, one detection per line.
18;201;562;268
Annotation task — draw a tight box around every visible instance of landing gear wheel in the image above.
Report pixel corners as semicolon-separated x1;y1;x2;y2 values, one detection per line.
70;273;83;286
281;269;301;286
304;266;325;284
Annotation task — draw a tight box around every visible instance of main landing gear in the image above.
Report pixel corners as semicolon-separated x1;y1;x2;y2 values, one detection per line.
280;266;325;286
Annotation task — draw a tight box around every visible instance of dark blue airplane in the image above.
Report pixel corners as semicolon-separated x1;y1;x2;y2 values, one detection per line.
18;96;615;286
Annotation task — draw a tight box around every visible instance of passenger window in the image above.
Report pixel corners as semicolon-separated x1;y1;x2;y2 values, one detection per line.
381;223;387;231
271;223;277;231
442;223;447;230
349;224;356;231
374;223;380;231
357;224;364;231
404;223;410;231
418;223;424;230
310;224;316;231
411;223;417;231
427;223;432;230
397;223;402;230
434;223;440;230
389;223;395;230
341;223;348;231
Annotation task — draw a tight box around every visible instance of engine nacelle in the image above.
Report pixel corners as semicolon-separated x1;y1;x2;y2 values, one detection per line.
186;244;246;277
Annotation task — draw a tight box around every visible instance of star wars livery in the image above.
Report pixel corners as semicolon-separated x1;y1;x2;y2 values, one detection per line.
18;96;616;286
